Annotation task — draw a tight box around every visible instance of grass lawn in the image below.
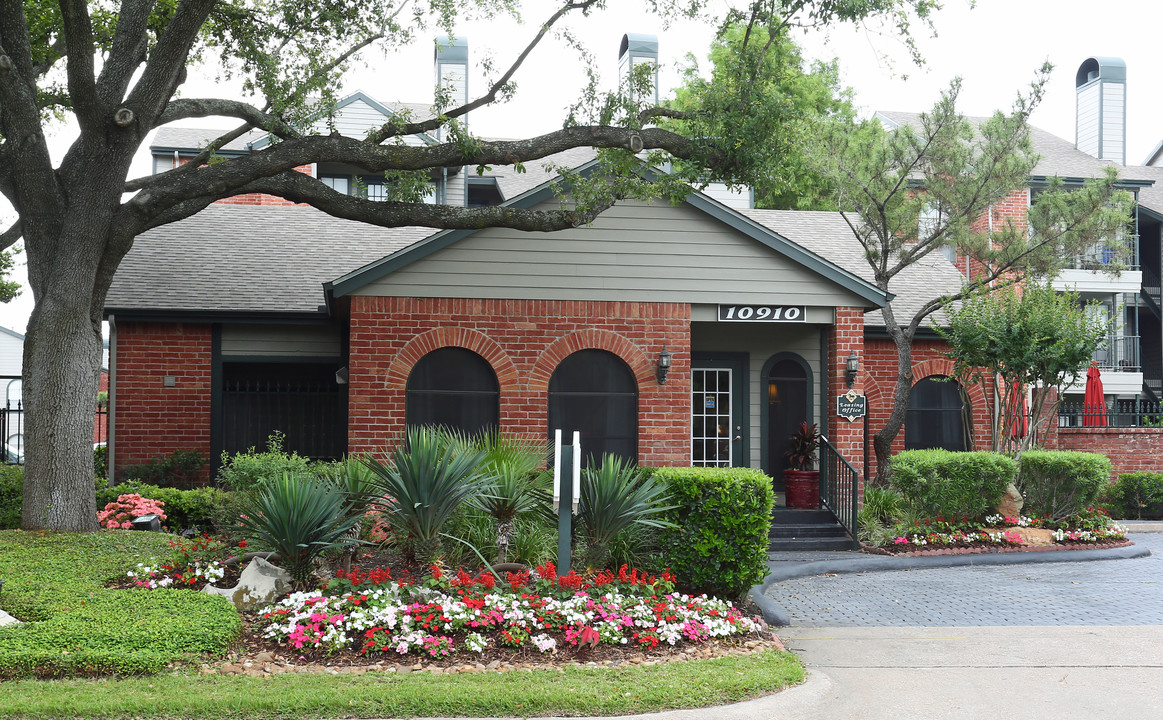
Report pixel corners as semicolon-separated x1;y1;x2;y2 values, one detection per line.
0;529;804;717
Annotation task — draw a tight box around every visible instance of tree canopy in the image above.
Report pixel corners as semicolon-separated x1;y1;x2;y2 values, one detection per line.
0;0;941;531
808;70;1133;482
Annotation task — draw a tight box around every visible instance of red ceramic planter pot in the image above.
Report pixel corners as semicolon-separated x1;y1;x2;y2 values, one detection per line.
784;470;820;509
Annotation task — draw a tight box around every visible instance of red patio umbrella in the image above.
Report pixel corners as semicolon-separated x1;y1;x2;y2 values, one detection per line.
1083;364;1107;427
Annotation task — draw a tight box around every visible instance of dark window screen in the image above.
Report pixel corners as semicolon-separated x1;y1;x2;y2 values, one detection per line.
766;358;809;482
906;376;968;451
406;347;499;436
548;350;637;467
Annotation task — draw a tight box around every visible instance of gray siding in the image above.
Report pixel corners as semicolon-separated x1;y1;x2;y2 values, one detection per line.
312;99;427;147
353;200;873;306
221;324;341;357
1077;82;1100;156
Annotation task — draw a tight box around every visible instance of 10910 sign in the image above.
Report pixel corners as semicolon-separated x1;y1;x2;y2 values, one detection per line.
718;305;806;322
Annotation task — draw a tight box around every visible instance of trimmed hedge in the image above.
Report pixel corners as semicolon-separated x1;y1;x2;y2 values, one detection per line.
651;467;774;599
1017;450;1111;520
96;480;229;532
1100;472;1163;520
0;530;240;677
889;450;1016;520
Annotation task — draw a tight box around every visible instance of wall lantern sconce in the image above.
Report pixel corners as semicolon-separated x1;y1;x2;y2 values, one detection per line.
845;351;860;388
656;347;673;384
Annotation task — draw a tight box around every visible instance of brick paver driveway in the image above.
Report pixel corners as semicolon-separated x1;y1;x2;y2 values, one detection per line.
769;533;1163;626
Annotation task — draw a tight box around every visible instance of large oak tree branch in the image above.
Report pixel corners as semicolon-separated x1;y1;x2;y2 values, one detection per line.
155;98;299;139
95;0;155;106
125;0;218;123
0;220;21;251
58;0;102;129
126;125;705;207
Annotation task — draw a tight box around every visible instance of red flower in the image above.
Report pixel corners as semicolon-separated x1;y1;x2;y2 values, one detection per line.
237;540;248;548
430;565;443;580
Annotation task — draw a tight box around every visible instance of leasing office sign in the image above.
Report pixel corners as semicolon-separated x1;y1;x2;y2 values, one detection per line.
717;305;806;322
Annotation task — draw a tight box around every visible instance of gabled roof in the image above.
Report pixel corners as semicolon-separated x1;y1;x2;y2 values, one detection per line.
326;161;892;308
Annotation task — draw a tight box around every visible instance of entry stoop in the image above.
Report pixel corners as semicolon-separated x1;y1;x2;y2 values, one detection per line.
769;508;854;551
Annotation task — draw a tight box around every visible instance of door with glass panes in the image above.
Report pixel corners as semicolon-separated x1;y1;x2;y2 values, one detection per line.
690;352;747;467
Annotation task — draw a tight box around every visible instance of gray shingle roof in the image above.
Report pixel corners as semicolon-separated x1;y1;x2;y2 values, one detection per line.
105;205;431;314
741;209;965;328
876;111;1158;183
151;127;267;153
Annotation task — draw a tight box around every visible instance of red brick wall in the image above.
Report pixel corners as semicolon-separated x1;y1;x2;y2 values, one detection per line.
1055;427;1163;476
112;322;212;482
348;297;691;466
171;155;315;207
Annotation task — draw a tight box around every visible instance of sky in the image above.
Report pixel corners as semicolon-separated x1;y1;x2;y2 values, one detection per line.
2;0;1162;335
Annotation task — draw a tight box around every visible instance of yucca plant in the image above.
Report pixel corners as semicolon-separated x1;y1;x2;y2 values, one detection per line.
577;454;675;569
237;472;363;586
362;426;494;563
317;455;382;571
472;433;551;563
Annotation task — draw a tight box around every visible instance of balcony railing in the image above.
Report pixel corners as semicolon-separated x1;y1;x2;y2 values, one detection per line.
1058;398;1163;428
1065;234;1139;270
1092;334;1140;372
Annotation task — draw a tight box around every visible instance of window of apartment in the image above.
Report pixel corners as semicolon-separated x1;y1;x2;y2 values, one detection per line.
406;347;499;436
919;202;958;263
320;173;436;204
467;178;503;207
905;376;968;451
548;350;637;467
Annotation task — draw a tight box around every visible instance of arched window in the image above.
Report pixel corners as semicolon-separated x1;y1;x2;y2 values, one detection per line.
548;349;637;466
906;376;968;451
406;347;499;436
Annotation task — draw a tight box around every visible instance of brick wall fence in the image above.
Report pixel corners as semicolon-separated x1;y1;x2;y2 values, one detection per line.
111;322;213;483
349;296;692;466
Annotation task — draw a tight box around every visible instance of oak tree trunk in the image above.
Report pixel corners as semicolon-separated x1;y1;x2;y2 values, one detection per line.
872;325;915;487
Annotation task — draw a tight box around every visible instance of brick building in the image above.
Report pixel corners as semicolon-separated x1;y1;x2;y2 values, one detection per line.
103;49;1163;497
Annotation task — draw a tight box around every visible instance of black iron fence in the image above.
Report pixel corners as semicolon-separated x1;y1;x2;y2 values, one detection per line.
221;379;345;460
0;400;109;465
819;434;860;550
1057;398;1163;428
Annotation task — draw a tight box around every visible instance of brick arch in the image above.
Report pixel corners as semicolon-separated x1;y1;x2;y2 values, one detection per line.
911;358;988;412
385;327;519;395
528;329;654;393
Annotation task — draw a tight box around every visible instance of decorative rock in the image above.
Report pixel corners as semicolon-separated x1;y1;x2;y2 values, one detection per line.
203;557;292;611
0;610;21;627
996;483;1024;517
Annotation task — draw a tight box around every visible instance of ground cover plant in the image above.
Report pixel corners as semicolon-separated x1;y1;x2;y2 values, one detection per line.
0;530;241;678
863;507;1127;553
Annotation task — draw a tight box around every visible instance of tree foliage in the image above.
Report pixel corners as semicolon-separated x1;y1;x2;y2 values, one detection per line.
935;284;1109;454
808;70;1133;483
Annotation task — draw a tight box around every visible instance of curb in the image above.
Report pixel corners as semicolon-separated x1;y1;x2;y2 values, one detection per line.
750;540;1152;627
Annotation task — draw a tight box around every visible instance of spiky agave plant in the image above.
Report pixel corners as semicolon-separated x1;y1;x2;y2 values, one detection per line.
362;426;493;563
237;472;363;586
577;454;676;569
472;432;551;563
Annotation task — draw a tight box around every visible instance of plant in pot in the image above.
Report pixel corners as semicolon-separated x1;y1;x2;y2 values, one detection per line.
784;422;821;509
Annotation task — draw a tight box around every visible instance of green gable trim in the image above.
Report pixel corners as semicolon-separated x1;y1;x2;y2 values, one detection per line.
327;162;891;309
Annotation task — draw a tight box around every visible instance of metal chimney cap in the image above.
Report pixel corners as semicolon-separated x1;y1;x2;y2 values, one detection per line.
1076;57;1126;88
619;33;658;60
435;36;468;64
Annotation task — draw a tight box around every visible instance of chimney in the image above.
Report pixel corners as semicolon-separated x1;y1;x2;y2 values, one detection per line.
435;36;469;206
1075;56;1126;165
618;33;659;107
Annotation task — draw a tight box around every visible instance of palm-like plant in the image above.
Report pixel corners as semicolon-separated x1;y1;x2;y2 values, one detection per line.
237;472;363;586
362;426;493;562
577;454;675;569
472;433;551;563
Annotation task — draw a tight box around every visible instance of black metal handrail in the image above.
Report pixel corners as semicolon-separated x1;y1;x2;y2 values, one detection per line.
818;434;860;550
1058;398;1163;428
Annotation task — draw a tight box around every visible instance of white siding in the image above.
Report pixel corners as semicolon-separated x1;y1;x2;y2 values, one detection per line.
312;99;427;147
0;334;21;376
702;183;752;210
221;325;341;358
354;200;873;306
1076;82;1100;157
1102;82;1126;164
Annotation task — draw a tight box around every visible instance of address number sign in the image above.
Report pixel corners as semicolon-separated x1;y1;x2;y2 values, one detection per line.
718;305;806;322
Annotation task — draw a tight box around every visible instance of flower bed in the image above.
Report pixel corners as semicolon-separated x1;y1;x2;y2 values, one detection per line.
255;563;763;661
872;508;1128;554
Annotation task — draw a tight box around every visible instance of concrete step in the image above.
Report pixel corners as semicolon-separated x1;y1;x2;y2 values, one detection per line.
769;522;850;539
768;536;857;552
770;508;835;525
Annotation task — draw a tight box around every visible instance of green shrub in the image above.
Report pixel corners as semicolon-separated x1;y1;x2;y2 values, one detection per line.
0;465;21;530
0;530;240;678
652;466;774;599
96;480;229;532
216;431;312;490
1017;451;1112;520
93;443;108;478
888;450;1015;520
120;449;206;489
1100;472;1163;520
858;485;915;546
